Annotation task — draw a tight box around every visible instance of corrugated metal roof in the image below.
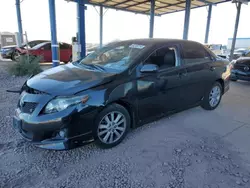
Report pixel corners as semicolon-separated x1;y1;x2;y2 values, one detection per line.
82;0;231;15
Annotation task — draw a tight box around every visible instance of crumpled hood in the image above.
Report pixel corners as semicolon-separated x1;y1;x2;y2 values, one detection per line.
1;45;16;49
27;63;116;95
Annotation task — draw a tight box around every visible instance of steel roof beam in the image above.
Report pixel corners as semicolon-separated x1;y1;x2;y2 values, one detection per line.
68;0;232;16
89;1;161;15
123;0;149;9
197;0;213;4
141;0;185;13
159;0;231;15
113;0;133;7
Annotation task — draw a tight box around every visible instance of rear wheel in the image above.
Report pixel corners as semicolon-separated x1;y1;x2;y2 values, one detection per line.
94;104;130;148
201;82;222;110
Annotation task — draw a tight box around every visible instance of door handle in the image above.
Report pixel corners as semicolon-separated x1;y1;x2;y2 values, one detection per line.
178;72;187;78
210;66;215;71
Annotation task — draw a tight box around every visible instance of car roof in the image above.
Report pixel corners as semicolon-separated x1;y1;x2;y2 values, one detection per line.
114;38;200;45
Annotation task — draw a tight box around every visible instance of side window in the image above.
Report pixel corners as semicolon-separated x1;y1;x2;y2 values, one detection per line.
43;43;51;50
182;42;212;64
145;46;177;69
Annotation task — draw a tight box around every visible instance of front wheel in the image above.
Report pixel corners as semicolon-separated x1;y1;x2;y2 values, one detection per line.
12;50;20;62
201;82;222;110
94;104;130;148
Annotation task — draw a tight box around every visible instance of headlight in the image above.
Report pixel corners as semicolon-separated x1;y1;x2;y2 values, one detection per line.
44;95;89;114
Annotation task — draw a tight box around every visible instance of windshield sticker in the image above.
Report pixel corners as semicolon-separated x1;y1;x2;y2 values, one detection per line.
129;44;145;49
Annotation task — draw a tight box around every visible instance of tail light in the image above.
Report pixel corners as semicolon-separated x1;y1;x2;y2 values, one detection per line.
229;63;234;70
229;60;236;70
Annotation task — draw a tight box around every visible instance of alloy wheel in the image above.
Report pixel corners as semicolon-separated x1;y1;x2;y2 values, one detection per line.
209;85;221;107
97;111;126;144
14;52;20;62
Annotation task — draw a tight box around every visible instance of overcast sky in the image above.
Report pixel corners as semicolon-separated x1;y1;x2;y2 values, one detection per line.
0;0;250;45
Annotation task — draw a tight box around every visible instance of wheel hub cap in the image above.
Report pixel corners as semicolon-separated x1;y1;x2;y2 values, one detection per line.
209;86;221;107
97;111;126;144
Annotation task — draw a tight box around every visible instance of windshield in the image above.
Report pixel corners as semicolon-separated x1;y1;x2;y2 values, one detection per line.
78;42;149;72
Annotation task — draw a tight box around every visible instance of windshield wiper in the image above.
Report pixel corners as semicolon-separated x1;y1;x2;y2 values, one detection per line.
77;63;105;72
90;64;106;72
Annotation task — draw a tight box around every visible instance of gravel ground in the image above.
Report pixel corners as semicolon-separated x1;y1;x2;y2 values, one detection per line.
0;61;250;188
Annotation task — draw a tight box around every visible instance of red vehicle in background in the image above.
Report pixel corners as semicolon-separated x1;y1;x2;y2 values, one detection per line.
21;42;72;63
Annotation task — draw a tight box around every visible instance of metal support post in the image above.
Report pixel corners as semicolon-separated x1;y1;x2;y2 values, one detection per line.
100;6;103;48
229;2;242;61
149;0;155;38
15;0;23;45
48;0;59;67
204;4;212;44
183;0;191;40
77;0;86;58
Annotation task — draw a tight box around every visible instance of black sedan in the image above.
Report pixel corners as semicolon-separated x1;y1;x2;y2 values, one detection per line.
13;39;231;150
230;57;250;81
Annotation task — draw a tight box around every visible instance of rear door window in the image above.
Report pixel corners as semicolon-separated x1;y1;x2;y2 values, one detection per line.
182;42;212;64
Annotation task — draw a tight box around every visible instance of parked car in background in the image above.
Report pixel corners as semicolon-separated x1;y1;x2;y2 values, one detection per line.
204;44;223;56
0;40;49;61
21;42;72;63
230;57;250;81
229;48;250;60
12;39;230;150
204;44;228;59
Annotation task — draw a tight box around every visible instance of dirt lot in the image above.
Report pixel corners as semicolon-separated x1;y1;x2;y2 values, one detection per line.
0;60;250;188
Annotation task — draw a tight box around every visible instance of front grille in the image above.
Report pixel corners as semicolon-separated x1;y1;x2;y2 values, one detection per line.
20;102;38;114
234;64;249;72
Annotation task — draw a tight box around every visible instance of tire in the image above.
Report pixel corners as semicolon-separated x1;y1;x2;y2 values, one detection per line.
93;104;130;148
12;50;20;62
201;82;222;110
11;52;15;61
12;50;21;62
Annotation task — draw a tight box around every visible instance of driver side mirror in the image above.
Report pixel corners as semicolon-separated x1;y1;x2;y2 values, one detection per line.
140;64;159;73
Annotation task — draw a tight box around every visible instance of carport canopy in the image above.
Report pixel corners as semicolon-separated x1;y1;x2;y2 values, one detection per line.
71;0;231;16
15;0;247;67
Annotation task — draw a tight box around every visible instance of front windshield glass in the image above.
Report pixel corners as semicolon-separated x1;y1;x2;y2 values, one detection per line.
78;42;149;72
